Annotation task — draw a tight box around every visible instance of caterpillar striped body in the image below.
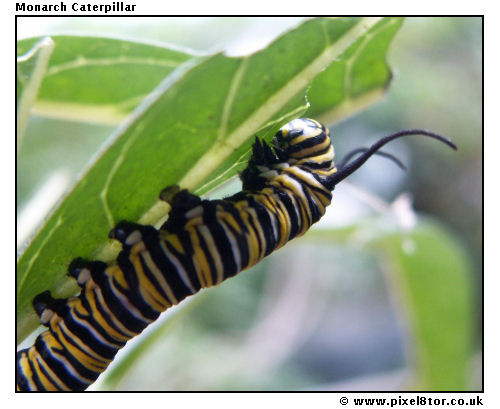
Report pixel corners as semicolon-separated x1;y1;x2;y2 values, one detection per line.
16;118;456;391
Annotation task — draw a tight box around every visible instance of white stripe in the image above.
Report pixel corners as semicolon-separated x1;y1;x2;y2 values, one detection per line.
58;321;109;364
287;167;325;188
141;250;179;305
33;354;69;390
219;220;242;273
159;241;196;294
185;205;203;219
49;349;94;384
107;278;153;323
259;194;280;243
69;309;120;348
92;288;137;338
198;225;224;284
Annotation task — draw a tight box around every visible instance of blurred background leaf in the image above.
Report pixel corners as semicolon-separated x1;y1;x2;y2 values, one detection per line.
370;220;472;391
16;17;481;391
17;36;194;124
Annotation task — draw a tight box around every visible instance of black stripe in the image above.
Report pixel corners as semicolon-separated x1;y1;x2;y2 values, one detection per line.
285;186;310;233
137;253;171;306
242;196;266;259
16;350;33;391
285;173;323;225
287;170;332;201
220;199;251;269
33;353;65;390
203;202;239;279
260;190;283;248
292;142;331;159
69;304;125;356
115;252;162;321
165;230;203;290
82;275;146;335
127;225;180;305
299;159;333;170
250;196;277;256
148;239;195;301
55;318;113;364
34;336;88;391
273;186;299;240
48;328;101;382
195;228;219;285
29;356;48;391
140;229;194;302
288;133;327;153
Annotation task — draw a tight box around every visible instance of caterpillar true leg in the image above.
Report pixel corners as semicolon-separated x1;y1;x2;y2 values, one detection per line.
159;186;203;232
108;221;158;249
32;291;62;326
159;185;202;210
67;258;107;287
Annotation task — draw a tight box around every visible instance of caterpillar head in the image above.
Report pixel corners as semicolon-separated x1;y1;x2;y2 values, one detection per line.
273;118;329;162
241;118;333;191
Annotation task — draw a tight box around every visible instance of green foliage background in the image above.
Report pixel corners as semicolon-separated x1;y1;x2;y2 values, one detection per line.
17;17;482;391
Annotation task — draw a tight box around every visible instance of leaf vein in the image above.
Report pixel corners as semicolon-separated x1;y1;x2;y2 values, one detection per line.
17;216;64;297
46;56;181;76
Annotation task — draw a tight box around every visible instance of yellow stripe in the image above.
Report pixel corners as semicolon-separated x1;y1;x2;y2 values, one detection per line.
185;215;203;229
262;188;291;248
56;319;110;371
52;324;108;373
141;249;179;305
84;286;134;341
164;234;185;254
30;334;71;390
235;203;261;268
18;351;37;390
288;128;323;145
106;264;129;290
129;249;169;311
216;204;243;235
246;207;267;260
292;137;331;158
255;192;280;245
198;225;225;284
29;350;60;391
297;145;335;166
70;299;123;348
190;228;213;287
276;177;311;233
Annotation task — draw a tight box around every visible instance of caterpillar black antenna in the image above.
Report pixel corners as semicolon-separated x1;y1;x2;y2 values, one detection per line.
336;148;408;172
326;129;457;190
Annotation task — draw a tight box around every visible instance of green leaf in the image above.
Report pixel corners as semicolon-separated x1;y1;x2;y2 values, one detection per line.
308;17;404;123
371;219;473;390
17;17;404;343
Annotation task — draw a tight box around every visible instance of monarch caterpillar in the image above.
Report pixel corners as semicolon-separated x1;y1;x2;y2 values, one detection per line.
16;118;456;391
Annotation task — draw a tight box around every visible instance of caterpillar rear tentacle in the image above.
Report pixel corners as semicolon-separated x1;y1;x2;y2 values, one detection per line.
324;128;457;190
16;118;455;391
336;148;408;172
